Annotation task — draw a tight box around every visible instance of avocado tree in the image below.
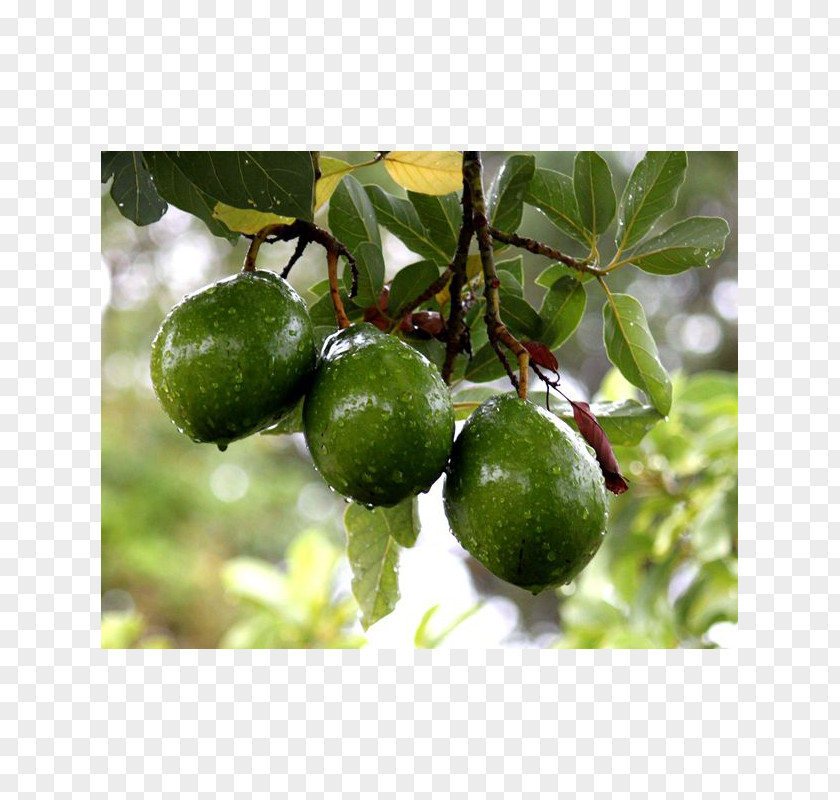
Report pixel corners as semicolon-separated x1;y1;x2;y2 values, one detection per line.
102;150;730;631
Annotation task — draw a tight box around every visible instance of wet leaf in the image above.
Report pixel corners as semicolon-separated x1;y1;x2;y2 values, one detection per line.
103;152;168;226
602;293;672;415
525;167;590;247
344;498;419;629
387;260;440;317
573;151;616;238
615;151;687;252
328;174;381;253
538;276;586;349
365;185;452;264
625;216;730;275
488;154;535;233
407;190;461;256
153;151;315;222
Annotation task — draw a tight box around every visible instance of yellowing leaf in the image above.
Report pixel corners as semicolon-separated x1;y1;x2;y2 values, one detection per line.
435;253;484;304
212;202;293;235
385;151;462;195
315;157;354;210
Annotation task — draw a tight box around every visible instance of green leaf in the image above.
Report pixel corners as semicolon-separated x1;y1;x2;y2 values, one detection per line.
488;154;536;233
309;291;364;327
157;151;315;222
497;270;523;297
538;276;587;349
386;260;440;317
498;292;541;340
573;151;616;238
464;342;508;383
407;190;460;257
329;174;381;254
405;337;446;368
143;152;236;241
350;241;386;307
365;185;451;264
535;262;593;286
452;386;500;420
308;278;331;298
102;152;168;226
496;255;524;287
549;398;663;446
525;168;590;247
385;497;420;548
602;293;672;415
625;217;730;275
308;293;340;326
345;499;419;630
101;152;120;182
615;151;687;253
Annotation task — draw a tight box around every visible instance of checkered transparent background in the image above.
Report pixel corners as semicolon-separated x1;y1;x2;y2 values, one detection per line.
2;1;836;797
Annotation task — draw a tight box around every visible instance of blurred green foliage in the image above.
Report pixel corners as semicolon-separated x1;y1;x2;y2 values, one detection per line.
219;531;364;648
554;369;738;648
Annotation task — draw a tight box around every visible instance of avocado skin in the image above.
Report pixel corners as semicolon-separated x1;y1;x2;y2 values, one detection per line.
150;270;315;447
303;323;455;506
443;394;608;593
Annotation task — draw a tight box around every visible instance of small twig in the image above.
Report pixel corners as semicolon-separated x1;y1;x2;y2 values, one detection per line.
281;235;310;279
242;227;270;272
243;219;357;326
490;337;518;388
327;249;350;328
463;152;529;400
488;226;606;277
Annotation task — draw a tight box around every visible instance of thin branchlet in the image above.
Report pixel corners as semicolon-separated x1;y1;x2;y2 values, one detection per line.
488;226;605;277
442;173;475;383
243;219;357;327
463;151;529;399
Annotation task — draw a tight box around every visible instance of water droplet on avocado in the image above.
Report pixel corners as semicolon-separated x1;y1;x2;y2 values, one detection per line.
217;443;228;452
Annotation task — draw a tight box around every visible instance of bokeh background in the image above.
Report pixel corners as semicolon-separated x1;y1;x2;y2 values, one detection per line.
101;151;737;648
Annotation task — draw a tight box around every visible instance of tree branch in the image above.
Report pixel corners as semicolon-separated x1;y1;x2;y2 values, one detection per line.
243;219;357;328
442;171;475;383
463;152;529;399
488;226;606;277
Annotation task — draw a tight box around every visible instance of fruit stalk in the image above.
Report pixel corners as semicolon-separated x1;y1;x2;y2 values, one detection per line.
327;248;351;328
463;152;530;400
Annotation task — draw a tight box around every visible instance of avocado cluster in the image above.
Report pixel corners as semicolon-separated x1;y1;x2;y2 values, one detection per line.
150;269;609;592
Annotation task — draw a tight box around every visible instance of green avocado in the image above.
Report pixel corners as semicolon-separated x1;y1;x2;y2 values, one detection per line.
150;269;315;449
303;323;455;506
443;394;608;593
